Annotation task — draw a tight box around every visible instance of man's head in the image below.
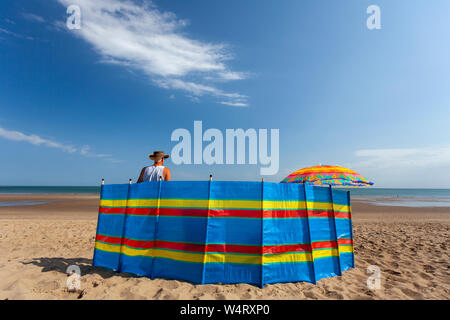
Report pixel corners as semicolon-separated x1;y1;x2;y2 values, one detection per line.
149;151;169;165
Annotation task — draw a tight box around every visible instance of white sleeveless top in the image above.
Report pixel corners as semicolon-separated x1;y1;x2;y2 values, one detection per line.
142;166;165;182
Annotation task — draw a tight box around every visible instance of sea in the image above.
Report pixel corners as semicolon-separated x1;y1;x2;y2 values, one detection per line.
1;186;450;208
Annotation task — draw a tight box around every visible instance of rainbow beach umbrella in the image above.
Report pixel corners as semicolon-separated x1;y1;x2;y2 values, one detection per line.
281;165;374;187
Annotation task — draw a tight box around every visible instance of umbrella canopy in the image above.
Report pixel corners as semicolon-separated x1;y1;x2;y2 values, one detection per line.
281;165;374;187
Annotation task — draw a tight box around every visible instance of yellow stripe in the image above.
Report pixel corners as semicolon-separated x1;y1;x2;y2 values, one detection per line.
313;248;339;259
205;253;260;264
293;166;355;174
161;199;208;208
333;204;350;212
338;246;354;253
95;242;344;265
100;199;350;213
263;252;312;264
95;241;121;253
100;199;128;207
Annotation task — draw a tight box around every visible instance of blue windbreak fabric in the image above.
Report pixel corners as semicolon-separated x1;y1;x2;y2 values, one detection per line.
93;181;354;286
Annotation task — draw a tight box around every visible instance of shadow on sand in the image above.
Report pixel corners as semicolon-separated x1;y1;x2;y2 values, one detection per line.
21;257;136;280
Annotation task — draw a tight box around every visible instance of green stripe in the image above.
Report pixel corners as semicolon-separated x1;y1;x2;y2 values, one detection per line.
263;251;312;256
96;240;121;247
99;212;350;220
95;248;316;266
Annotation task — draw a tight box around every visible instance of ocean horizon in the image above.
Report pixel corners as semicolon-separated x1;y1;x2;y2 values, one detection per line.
2;185;450;208
1;185;450;198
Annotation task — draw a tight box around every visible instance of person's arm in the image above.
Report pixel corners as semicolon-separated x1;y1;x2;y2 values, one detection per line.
137;167;146;183
163;167;171;181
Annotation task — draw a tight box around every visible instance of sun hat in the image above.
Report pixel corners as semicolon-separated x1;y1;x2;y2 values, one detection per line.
149;150;169;161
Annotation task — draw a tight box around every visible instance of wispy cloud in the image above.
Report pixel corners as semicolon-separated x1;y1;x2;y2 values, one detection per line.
56;0;248;106
0;27;34;40
155;78;248;106
2;18;16;25
22;13;46;23
219;101;248;107
351;146;450;188
80;145;111;158
355;146;450;169
0;126;77;153
0;126;120;162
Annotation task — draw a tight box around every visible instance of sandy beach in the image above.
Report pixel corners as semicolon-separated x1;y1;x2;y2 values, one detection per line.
0;194;448;300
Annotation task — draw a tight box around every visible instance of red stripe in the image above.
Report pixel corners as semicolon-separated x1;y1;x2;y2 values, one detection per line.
338;238;353;246
99;207;127;214
210;209;260;218
307;210;334;218
100;206;350;219
123;238;155;249
264;243;311;254
126;208;157;215
96;234;122;244
160;208;207;217
97;235;342;254
312;240;338;249
207;243;261;254
125;207;207;217
263;210;307;218
334;211;351;219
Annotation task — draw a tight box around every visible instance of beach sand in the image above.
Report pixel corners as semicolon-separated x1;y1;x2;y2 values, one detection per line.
0;194;448;300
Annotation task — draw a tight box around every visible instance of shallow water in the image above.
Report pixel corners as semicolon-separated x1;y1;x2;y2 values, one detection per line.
0;186;100;194
0;200;50;207
363;198;450;208
1;186;450;208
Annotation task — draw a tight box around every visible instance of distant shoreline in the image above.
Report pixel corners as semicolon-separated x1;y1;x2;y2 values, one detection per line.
1;192;450;209
2;186;450;208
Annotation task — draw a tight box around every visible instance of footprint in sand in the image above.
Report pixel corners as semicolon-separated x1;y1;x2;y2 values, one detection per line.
417;271;433;281
303;291;318;299
423;265;435;274
400;287;423;299
385;269;401;276
163;281;180;290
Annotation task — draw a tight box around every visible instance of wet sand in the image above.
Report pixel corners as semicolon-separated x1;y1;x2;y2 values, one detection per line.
0;194;448;300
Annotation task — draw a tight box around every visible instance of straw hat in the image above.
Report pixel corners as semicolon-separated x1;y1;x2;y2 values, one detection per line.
149;150;169;161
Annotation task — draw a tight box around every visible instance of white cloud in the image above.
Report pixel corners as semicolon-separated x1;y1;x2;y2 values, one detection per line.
0;126;120;162
355;146;450;168
80;145;111;158
3;18;16;25
0;126;77;153
217;71;248;81
22;13;45;23
351;146;450;188
219;101;248;107
155;78;247;103
0;27;34;40
57;0;248;106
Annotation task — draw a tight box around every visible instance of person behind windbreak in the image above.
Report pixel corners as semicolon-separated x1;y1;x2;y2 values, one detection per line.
137;151;171;182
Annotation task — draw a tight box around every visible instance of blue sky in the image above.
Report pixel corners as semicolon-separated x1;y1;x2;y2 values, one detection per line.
1;0;450;188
